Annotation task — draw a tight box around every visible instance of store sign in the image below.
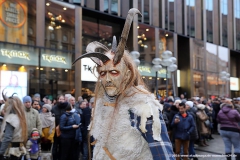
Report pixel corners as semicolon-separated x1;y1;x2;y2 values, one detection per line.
0;0;26;28
137;65;171;78
41;52;71;69
81;58;98;82
42;54;66;64
1;49;30;60
0;48;37;65
230;77;239;91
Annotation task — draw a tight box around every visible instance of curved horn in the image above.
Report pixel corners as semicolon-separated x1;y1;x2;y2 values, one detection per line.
2;89;8;101
111;36;117;53
11;93;17;97
72;52;110;66
86;41;109;53
113;8;142;65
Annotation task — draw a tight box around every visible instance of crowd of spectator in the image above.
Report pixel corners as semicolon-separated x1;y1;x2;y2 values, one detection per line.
162;94;240;160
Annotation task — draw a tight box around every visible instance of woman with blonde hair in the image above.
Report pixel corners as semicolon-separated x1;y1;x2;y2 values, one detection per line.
0;92;28;160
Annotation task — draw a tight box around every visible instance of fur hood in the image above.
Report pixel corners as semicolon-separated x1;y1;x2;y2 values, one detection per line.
197;104;205;110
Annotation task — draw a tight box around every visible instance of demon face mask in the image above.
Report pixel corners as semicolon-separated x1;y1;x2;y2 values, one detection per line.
73;8;141;97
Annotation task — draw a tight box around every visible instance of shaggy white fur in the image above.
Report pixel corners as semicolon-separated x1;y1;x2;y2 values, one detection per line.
90;86;163;160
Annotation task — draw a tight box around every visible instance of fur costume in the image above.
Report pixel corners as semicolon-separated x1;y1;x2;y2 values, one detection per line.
73;8;174;160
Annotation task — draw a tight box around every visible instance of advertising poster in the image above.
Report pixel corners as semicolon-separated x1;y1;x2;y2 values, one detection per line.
0;70;27;100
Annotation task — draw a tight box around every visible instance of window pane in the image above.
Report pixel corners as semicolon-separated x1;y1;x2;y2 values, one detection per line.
193;72;205;97
206;43;217;72
104;0;109;13
206;0;213;42
218;46;229;96
221;0;228;46
207;73;219;97
111;0;118;15
186;0;195;37
159;30;174;56
165;0;168;29
235;0;240;50
45;0;75;51
169;0;174;31
138;0;142;21
192;39;205;70
144;0;150;24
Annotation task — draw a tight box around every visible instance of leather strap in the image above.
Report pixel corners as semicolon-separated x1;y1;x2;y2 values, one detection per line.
90;140;97;145
103;147;116;160
103;102;116;107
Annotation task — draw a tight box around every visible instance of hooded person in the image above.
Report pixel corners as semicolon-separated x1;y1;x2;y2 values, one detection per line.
40;104;55;151
73;8;174;160
25;128;41;160
0;91;28;160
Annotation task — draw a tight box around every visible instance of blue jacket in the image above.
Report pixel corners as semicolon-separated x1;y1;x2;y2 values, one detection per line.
171;112;195;140
59;112;82;141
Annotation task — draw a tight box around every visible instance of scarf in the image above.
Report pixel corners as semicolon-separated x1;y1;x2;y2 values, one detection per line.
181;113;187;118
30;138;39;154
40;112;55;135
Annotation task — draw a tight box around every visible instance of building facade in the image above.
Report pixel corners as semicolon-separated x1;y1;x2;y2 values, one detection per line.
0;0;239;100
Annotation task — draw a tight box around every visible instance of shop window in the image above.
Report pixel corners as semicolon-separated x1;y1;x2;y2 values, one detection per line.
45;0;75;52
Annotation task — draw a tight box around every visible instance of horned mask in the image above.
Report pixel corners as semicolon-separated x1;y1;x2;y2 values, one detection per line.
73;8;142;97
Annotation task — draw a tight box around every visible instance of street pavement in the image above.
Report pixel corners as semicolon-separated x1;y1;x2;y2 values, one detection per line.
195;134;236;160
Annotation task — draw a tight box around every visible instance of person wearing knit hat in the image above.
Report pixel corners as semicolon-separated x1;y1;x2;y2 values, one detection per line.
23;95;42;138
26;128;41;160
40;104;55;152
185;101;193;108
23;96;32;104
196;104;210;147
42;104;52;112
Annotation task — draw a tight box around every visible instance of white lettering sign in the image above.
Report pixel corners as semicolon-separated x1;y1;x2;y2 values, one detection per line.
1;49;30;60
5;2;19;24
42;54;66;64
81;58;98;82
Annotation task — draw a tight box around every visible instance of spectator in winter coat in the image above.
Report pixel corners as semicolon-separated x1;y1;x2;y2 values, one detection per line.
171;103;195;160
196;104;210;147
51;94;68;160
59;103;81;160
40;104;55;151
185;101;198;160
163;103;171;130
217;103;240;160
23;96;42;138
75;101;91;160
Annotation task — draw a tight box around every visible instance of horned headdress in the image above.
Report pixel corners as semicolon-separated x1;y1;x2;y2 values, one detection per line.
72;8;142;66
